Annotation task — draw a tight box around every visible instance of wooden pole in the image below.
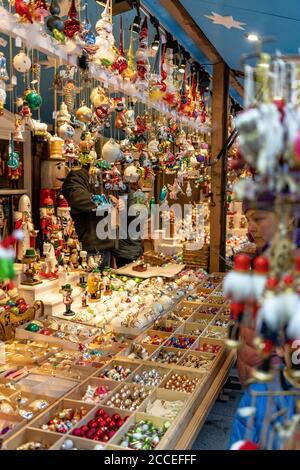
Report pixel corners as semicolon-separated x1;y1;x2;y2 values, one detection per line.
209;62;229;273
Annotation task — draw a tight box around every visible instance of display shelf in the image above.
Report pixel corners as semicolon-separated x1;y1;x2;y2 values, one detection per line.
0;7;207;132
0;189;28;195
0;7;78;65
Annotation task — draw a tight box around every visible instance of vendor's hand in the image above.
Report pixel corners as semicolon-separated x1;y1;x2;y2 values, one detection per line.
110;195;125;211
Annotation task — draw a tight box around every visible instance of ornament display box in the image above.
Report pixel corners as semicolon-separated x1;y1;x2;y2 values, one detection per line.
143;251;172;266
182;243;210;271
15;317;100;350
2;276;235;449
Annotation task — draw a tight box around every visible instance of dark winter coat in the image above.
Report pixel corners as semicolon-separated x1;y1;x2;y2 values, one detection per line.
62;167;115;252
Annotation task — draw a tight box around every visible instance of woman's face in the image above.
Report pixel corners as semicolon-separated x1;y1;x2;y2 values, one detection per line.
245;209;277;249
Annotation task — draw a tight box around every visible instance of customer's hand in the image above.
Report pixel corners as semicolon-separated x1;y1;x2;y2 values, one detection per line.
110;195;125;211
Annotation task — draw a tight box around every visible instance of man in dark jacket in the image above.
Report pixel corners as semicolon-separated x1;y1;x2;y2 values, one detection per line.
62;165;122;270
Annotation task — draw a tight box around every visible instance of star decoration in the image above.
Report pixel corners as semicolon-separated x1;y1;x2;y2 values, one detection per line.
205;11;246;30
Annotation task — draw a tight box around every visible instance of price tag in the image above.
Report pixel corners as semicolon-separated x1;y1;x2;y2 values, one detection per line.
15;37;22;48
52;111;57;119
11;76;17;86
0;38;7;47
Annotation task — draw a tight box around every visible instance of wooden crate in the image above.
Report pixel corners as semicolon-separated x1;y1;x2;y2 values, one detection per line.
182;244;210;270
144;251;172;266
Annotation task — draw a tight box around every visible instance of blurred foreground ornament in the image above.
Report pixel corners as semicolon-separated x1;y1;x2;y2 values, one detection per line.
64;0;80;39
15;0;33;23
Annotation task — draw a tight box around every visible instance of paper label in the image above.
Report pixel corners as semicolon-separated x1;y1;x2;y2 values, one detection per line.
11;75;17;86
15;37;22;48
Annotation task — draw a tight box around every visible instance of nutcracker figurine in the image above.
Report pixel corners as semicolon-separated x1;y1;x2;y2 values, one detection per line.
56;195;72;243
60;283;75;316
87;268;101;301
40;194;55;241
21;248;41;285
80;282;88;308
14;195;38;261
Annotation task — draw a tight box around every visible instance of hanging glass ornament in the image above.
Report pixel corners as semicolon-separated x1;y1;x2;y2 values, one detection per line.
64;0;81;39
135;18;150;92
7;135;20;170
63;80;76;112
47;0;65;39
123;26;136;81
76;103;93;123
15;0;33;23
13;51;31;73
112;16;128;75
102;139;122;163
0;52;9;81
94;0;116;66
24;88;42;110
33;0;49;23
49;135;64;160
81;0;96;46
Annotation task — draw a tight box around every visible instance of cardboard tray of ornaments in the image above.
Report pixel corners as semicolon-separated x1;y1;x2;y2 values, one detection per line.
112;262;186;279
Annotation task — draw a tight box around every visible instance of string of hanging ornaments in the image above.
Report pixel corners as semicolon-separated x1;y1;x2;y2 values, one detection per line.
224;47;300;450
0;0;210;132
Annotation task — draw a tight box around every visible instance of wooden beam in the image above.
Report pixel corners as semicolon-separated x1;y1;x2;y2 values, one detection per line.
209;62;229;273
158;0;243;98
112;0;132;15
96;0;132;15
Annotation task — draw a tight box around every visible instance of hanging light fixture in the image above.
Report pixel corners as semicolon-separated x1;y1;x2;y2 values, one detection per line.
150;15;160;51
129;1;141;34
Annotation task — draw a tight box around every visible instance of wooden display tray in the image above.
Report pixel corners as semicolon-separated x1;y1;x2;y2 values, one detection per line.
2;427;62;450
28;398;95;434
15;318;100;351
2;273;236;450
112;262;186;279
65;377;119;403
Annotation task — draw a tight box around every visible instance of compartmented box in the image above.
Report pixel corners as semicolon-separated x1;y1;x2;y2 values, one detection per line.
178;350;217;372
202;325;228;340
136;329;171;346
65;377;119;404
53;435;107;450
16;373;77;398
159;368;205;394
29;398;95;434
0;412;25;444
174;321;206;337
103;382;153;411
163;334;197;350
151;319;181;333
186;312;214;326
15;317;100;351
2;428;62;450
67;404;131;444
140;387;189;420
117;343;158;361
110;412;173;450
126;364;170;387
150;347;186;366
95;360;140;382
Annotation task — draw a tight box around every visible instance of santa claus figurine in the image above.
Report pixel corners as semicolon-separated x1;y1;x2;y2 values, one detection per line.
39;194;56;241
14;194;38;262
56;195;72;244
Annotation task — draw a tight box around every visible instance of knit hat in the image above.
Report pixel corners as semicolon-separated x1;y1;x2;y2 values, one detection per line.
242;191;276;214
